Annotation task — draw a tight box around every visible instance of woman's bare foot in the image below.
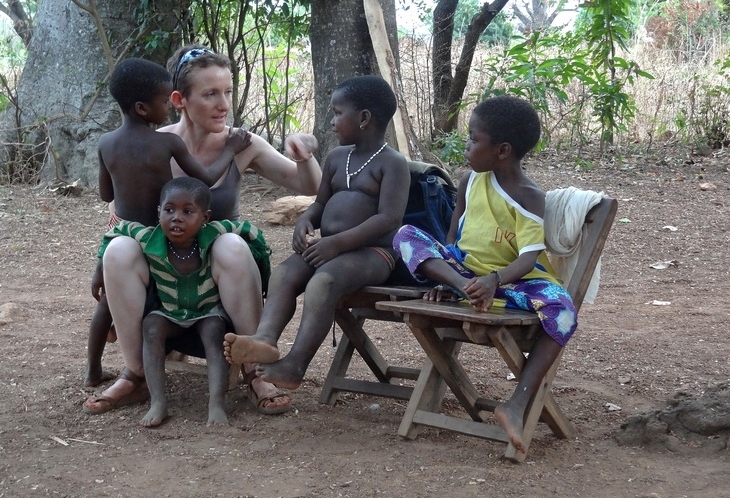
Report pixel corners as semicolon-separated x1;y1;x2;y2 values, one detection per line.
207;404;229;426
255;358;305;391
141;402;168;427
493;403;526;453
223;333;280;364
84;366;116;387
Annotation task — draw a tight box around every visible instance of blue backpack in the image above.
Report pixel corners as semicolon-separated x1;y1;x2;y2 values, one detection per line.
388;161;457;285
402;161;457;244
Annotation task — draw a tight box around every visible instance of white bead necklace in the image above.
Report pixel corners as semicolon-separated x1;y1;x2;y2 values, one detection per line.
168;241;198;260
345;142;387;188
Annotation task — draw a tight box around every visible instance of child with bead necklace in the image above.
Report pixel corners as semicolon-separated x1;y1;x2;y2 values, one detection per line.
96;177;271;427
223;75;410;391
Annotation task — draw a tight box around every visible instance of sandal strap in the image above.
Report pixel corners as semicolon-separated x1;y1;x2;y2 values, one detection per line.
243;366;257;385
119;367;145;384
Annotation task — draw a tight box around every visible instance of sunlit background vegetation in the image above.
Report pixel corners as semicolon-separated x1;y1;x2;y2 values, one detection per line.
1;0;730;184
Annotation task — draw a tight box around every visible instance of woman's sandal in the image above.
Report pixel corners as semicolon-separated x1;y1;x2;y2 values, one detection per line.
82;367;149;415
244;369;292;415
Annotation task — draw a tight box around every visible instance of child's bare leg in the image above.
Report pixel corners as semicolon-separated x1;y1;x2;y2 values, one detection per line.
85;296;116;387
140;314;177;427
494;332;563;453
418;259;471;297
198;317;229;426
257;249;392;390
84;237;149;411
224;254;311;365
212;234;289;412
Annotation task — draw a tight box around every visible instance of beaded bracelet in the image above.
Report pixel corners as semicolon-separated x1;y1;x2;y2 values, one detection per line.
491;269;502;287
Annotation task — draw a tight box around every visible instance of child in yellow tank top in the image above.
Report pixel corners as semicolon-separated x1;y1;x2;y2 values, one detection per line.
393;95;577;456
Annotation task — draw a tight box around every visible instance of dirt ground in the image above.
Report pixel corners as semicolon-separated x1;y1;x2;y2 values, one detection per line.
1;144;729;498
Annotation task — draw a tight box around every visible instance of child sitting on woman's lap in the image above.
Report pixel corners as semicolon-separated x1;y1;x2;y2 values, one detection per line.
96;176;270;427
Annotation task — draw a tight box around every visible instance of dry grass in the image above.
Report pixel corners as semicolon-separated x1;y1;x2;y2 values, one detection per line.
241;34;730;155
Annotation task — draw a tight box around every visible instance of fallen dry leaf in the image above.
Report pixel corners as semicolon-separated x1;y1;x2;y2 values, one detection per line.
650;260;679;269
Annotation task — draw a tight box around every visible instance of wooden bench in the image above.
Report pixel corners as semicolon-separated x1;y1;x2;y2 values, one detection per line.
321;193;616;461
375;195;617;462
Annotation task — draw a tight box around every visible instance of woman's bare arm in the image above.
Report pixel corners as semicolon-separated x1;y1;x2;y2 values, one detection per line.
239;133;322;195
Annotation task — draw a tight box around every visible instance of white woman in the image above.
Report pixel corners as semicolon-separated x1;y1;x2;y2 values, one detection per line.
83;46;321;415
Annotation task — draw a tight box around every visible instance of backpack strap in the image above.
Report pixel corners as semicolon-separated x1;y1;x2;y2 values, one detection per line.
407;161;455;187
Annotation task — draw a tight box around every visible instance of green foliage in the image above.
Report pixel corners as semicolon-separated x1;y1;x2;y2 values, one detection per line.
576;0;653;148
432;130;467;168
453;0;513;46
647;0;727;60
474;7;654;150
574;157;595;171
258;43;302;137
480;31;576;129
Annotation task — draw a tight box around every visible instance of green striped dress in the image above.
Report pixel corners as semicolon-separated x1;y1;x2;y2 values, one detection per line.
98;220;271;322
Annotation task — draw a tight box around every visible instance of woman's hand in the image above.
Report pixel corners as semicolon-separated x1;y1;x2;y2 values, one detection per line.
285;133;318;163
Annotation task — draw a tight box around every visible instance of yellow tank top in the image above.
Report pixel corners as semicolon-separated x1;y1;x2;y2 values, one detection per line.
455;172;559;284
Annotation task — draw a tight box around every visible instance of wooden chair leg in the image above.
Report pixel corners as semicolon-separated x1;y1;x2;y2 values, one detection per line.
319;332;357;405
405;315;484;420
398;334;455;440
227;362;242;391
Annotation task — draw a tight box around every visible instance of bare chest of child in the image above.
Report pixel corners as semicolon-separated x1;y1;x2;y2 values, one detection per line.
319;188;380;239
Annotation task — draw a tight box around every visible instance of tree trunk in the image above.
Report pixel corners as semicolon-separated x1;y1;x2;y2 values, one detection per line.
309;0;399;159
431;0;458;137
432;0;508;136
8;0;186;186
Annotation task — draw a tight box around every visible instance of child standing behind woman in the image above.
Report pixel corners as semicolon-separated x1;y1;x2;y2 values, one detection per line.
392;95;578;453
223;75;410;390
97;177;271;427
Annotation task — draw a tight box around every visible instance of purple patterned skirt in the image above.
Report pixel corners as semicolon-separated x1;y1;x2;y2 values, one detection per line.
393;224;578;346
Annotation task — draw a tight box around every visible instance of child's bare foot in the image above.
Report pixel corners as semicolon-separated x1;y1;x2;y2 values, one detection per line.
84;365;116;387
141;402;168;428
494;403;526;453
223;333;280;364
207;405;229;426
255;359;305;391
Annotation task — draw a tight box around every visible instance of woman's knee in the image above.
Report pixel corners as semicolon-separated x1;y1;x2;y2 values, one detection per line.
103;237;147;276
211;234;257;273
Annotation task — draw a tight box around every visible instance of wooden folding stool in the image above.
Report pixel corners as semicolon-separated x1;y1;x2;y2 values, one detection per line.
376;195;617;462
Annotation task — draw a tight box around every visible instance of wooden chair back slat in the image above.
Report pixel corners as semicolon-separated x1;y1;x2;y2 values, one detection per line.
558;197;618;311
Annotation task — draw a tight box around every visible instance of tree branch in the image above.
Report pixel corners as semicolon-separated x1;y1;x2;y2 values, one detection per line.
0;0;33;47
